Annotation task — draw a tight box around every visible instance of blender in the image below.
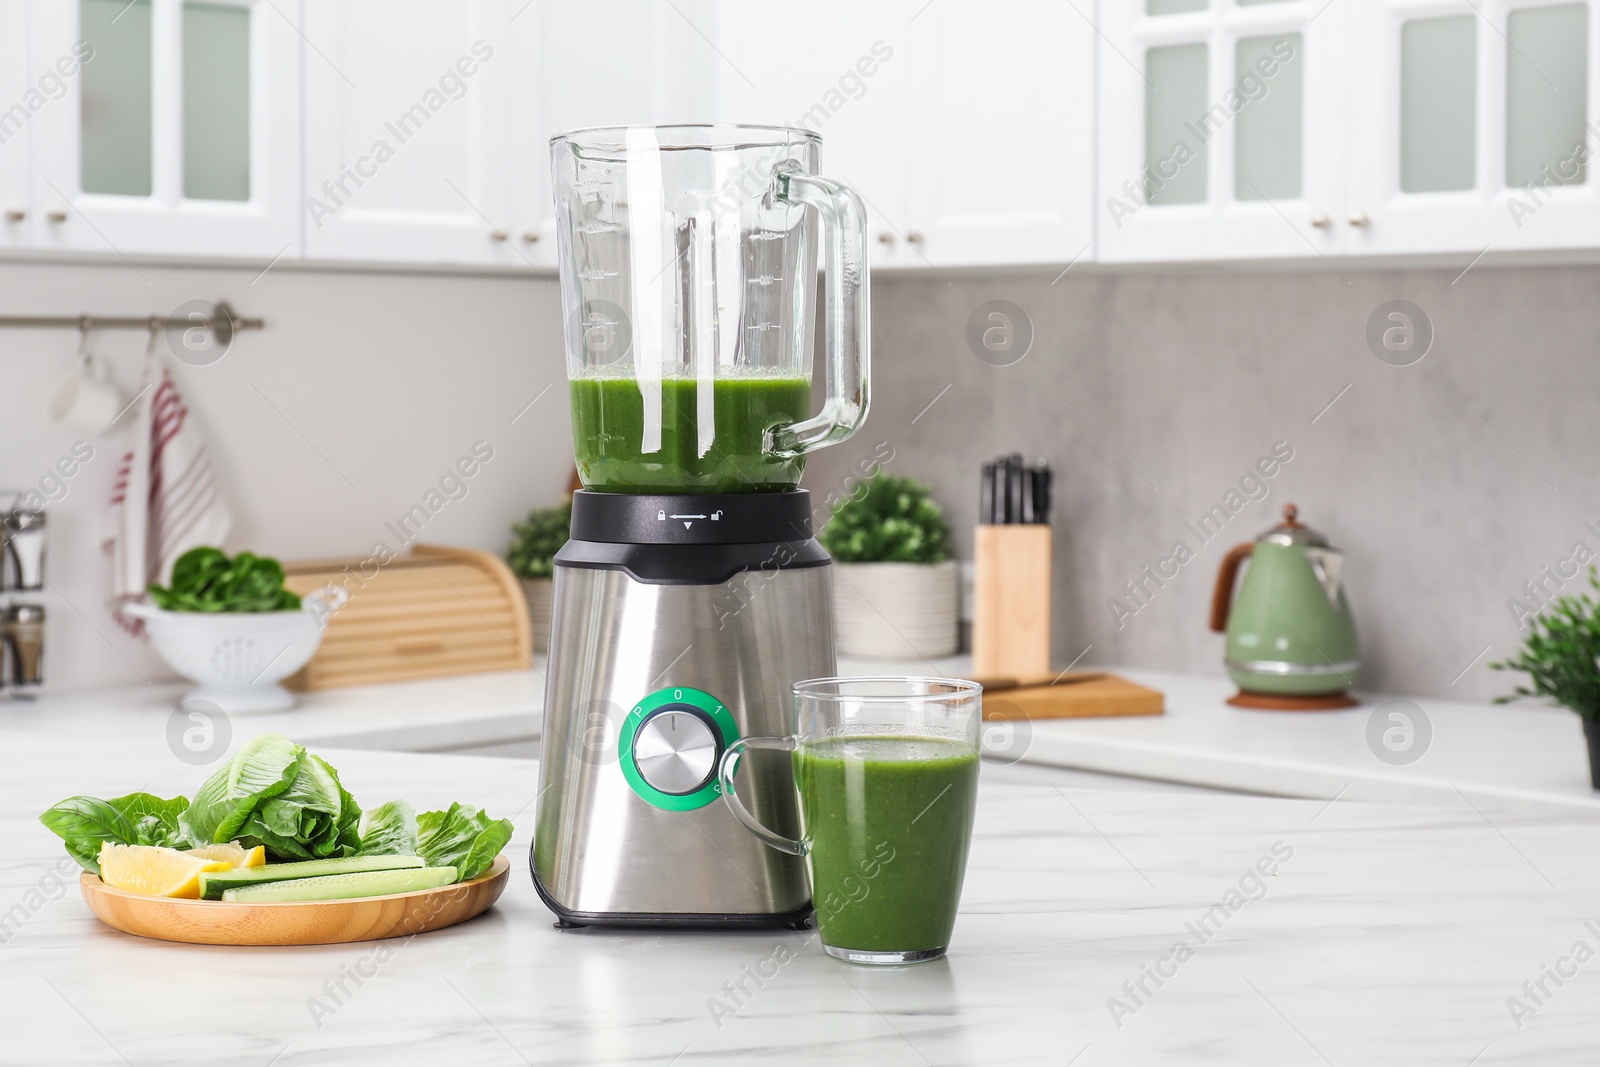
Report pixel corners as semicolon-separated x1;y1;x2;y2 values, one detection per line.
531;125;869;926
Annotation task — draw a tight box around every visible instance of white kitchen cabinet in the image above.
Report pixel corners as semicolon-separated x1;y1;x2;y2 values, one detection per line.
28;0;301;260
508;0;702;270
300;0;518;267
1346;0;1600;255
1096;0;1348;263
702;0;1095;270
0;0;32;252
905;0;1095;266
702;0;915;266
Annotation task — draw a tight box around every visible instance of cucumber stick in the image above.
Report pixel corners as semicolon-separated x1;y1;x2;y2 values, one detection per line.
199;854;425;900
221;866;457;902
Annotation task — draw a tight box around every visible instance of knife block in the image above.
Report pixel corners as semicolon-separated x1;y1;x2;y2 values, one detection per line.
972;524;1052;679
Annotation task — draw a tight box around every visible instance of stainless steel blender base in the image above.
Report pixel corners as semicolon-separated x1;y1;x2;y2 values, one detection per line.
531;514;831;926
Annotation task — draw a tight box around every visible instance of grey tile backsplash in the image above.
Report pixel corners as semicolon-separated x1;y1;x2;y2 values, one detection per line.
802;265;1600;703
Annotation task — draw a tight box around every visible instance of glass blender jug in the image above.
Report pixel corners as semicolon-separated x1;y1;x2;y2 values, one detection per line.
551;125;870;493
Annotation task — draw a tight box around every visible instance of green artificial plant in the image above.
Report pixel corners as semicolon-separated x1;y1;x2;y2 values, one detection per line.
820;473;951;565
1491;566;1600;720
507;500;572;580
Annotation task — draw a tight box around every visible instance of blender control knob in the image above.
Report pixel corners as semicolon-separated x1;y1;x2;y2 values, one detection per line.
632;710;720;796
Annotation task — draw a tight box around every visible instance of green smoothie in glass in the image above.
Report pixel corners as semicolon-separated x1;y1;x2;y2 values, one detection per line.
719;677;983;965
570;375;811;493
794;736;979;955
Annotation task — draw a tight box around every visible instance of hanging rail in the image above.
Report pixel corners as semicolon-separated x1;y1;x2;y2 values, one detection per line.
0;301;263;333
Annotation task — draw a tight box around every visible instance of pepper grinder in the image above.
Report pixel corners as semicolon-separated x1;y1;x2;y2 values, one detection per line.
1;504;46;701
4;604;44;696
4;508;45;590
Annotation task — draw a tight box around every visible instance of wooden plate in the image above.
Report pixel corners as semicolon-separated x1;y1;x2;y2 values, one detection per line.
79;855;510;947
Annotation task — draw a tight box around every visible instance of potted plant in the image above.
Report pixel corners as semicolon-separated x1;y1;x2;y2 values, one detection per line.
1492;566;1600;789
821;473;958;659
507;500;571;655
121;547;343;712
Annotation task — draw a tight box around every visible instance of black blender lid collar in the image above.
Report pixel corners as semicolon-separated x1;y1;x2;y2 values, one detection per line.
568;489;815;546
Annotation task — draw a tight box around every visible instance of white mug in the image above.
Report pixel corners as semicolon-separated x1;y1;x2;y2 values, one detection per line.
48;354;125;436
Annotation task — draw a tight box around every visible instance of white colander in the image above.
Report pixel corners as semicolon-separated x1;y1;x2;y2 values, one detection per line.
122;587;346;712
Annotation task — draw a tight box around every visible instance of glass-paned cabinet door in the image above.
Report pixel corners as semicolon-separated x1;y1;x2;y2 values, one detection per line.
1097;0;1347;263
30;0;300;259
1347;0;1600;254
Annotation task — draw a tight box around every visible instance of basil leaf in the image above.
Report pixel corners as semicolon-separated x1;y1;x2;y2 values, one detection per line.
39;792;189;874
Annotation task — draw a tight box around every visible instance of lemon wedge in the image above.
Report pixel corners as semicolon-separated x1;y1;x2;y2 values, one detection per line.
98;842;231;899
188;842;266;869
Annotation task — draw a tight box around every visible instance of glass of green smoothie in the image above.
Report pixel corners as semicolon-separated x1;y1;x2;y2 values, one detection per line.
717;677;982;965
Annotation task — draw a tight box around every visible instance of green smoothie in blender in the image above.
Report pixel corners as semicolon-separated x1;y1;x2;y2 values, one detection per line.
571;375;811;493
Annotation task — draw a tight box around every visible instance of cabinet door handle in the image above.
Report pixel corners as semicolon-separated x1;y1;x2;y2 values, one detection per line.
1348;211;1370;228
490;229;508;242
3;207;23;222
46;207;68;223
1309;213;1331;229
520;231;540;244
906;231;925;246
877;231;895;245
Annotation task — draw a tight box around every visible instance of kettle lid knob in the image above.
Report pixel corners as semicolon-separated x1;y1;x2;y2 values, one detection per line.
1260;502;1331;547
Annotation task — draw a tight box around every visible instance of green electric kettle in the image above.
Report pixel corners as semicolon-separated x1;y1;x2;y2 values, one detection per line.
1209;504;1359;708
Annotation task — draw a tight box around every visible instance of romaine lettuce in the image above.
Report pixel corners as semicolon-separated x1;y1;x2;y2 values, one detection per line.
417;802;514;881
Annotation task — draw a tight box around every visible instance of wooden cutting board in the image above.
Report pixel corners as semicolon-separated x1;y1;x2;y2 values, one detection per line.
281;544;532;690
973;671;1163;719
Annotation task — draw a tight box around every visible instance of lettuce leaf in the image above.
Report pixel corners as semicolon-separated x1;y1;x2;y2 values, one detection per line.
39;733;510;880
181;733;305;847
417;803;513;881
357;800;418;856
39;792;190;874
236;753;354;860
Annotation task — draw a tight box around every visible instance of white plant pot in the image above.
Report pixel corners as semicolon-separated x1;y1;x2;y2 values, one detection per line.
122;592;341;712
832;560;960;659
520;577;553;655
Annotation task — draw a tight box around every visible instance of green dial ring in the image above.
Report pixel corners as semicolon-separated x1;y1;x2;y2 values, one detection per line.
619;686;739;811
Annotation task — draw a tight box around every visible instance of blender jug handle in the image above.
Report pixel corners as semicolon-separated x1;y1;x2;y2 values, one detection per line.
768;170;870;458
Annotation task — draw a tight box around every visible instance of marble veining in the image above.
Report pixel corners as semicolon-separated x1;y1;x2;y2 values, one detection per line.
3;734;1599;1064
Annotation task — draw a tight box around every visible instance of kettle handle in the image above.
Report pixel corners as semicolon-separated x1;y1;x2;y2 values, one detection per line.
1209;542;1255;632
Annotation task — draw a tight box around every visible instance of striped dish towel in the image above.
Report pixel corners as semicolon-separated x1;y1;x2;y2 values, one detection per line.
107;355;232;623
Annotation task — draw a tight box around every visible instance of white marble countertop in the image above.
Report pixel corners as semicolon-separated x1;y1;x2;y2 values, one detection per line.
1014;666;1600;815
860;658;1600;814
4;733;1598;1065
2;668;545;754
9;655;1599;813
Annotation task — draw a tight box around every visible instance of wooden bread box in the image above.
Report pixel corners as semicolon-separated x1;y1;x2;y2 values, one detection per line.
280;544;532;691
